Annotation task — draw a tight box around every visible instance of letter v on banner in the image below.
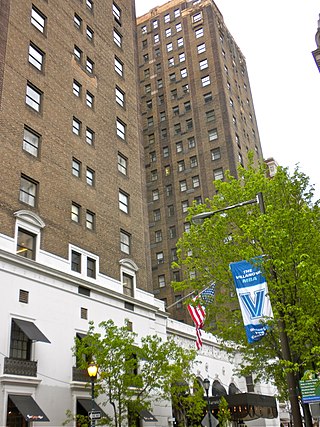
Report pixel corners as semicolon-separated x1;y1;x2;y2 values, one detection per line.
230;258;273;343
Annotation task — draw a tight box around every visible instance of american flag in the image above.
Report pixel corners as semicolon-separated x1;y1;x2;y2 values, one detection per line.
187;284;215;349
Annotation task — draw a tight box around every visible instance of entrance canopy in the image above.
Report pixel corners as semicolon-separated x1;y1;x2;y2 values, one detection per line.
9;395;49;422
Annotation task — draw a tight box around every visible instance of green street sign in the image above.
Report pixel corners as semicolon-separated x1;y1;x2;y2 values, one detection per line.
300;379;320;403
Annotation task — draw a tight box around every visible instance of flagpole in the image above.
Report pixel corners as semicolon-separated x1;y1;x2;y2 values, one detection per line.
166;283;215;310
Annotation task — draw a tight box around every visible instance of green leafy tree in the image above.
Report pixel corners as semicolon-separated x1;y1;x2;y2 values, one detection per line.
171;380;206;426
73;319;198;427
172;161;320;427
217;397;231;427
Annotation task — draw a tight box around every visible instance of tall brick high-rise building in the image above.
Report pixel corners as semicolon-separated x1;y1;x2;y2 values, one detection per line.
0;0;151;293
137;0;263;322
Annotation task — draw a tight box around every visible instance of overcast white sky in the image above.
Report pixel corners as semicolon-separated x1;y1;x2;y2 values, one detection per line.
135;0;320;199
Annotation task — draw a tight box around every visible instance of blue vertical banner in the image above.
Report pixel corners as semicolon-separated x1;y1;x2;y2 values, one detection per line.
230;259;273;343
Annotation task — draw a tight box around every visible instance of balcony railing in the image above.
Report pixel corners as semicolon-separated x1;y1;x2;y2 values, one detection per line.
72;367;90;382
3;357;37;377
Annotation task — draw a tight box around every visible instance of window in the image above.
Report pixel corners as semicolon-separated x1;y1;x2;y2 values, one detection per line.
71;250;81;272
176;141;183;152
86;128;94;145
169;226;176;239
113;2;121;25
145;84;151;94
147;116;154;127
119;191;129;213
152;189;159;201
165;28;171;37
179;52;185;62
209;128;218;141
178;160;185;172
201;75;210;87
197;43;206;54
115;56;123;76
74;45;82;61
195;27;203;38
172;105;179;115
28;43;44;71
192;175;200;188
86;91;94;108
31;6;46;33
177;37;184;48
168;57;174;67
123;273;134;297
20;175;37;207
156;252;164;264
113;29;122;47
166;42;173;52
213;168;224;180
161;128;167;139
164;13;170;23
141;25;147;34
171;249;178;262
86;0;93;11
71;203;80;222
116;118;126;140
142;39;147;49
155;47;161;57
188;136;196;148
72;158;81;177
118;153;127;175
180;180;187;192
181;200;189;213
166;184;172;197
73;117;81;135
115;86;125;107
143;53;149;63
157;79;163;89
184;222;190;232
199;58;208;70
168;204;174;217
159;111;166;122
229;98;234;108
86;57;94;74
151;169;158;181
86;26;94;42
171;88;177;99
23;127;40;157
192;12;202;23
25;83;42;112
174;123;181;134
148;133;155;144
176;22;182;32
87;257;96;278
86;211;95;230
180;68;188;79
10;320;32;360
120;230;130;254
211;147;221;160
156;63;161;72
73;80;81;97
155;230;162;242
153;20;158;29
158;275;166;288
190;156;197;167
17;229;36;260
163;146;169;157
206;110;215;122
204;92;212;103
186;118;193;129
150;151;156;162
144;68;150;79
153;209;160;221
86;168;94;186
182;84;189;93
74;13;82;29
154;34;159;43
174;8;180;18
169;72;176;82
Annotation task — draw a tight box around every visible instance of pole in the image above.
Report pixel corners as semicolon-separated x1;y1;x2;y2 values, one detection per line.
206;388;212;427
91;377;96;427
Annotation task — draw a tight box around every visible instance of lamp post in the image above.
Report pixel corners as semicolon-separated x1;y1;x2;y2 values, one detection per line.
87;362;98;427
203;378;212;427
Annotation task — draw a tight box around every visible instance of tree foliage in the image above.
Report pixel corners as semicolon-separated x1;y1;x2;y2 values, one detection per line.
172;162;320;401
73;319;199;427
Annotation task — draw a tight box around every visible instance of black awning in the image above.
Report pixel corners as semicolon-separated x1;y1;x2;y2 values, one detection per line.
13;318;50;343
140;409;158;422
9;395;49;422
77;399;107;417
211;380;227;397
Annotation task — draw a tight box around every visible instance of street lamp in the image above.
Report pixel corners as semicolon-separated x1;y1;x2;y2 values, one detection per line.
87;362;98;427
203;378;212;427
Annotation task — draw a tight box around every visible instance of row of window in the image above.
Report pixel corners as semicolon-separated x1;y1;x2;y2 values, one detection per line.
140;7;181;35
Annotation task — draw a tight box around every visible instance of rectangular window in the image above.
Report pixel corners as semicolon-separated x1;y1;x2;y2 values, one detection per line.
197;43;206;54
156;252;164;264
31;6;46;33
74;13;82;29
26;83;42;112
71;203;80;222
86;128;94;145
123;273;134;297
169;226;176;239
86;91;94;108
213;168;224;181
73;80;81;97
87;257;96;278
157;79;163;89
179;180;187;192
195;27;203;38
86;0;93;11
152;189;159;201
160;111;166;122
147;116;154;128
179;52;185;62
86;210;95;230
178;160;185;172
73;117;81;135
166;184;172;197
188;137;196;148
164;13;170;23
153;20;158;29
113;2;121;24
158;275;165;288
119;190;129;213
19;175;37;207
151;169;158;181
192;12;202;23
165;28;171;38
186;118;193;129
192;175;200;188
74;45;82;61
86;167;94;186
166;42;173;52
211;147;221;160
184;101;191;111
116;118;126;140
141;25;147;34
168;205;174;217
86;26;94;42
201;75;210;87
174;8;180;18
209;128;218;141
86;57;94;74
10;320;31;360
72;158;81;177
182;84;189;93
17;228;36;260
176;141;183;152
176;22;182;32
153;209;160;221
155;230;162;243
120;230;130;254
154;34;159;43
71;250;81;272
182;200;189;213
190;156;198;167
177;37;184;48
204;92;212;103
115;56;123;76
199;58;208;70
113;28;122;47
23;127;40;157
118;153;127;175
206;109;215;122
174;123;181;134
28;43;44;70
